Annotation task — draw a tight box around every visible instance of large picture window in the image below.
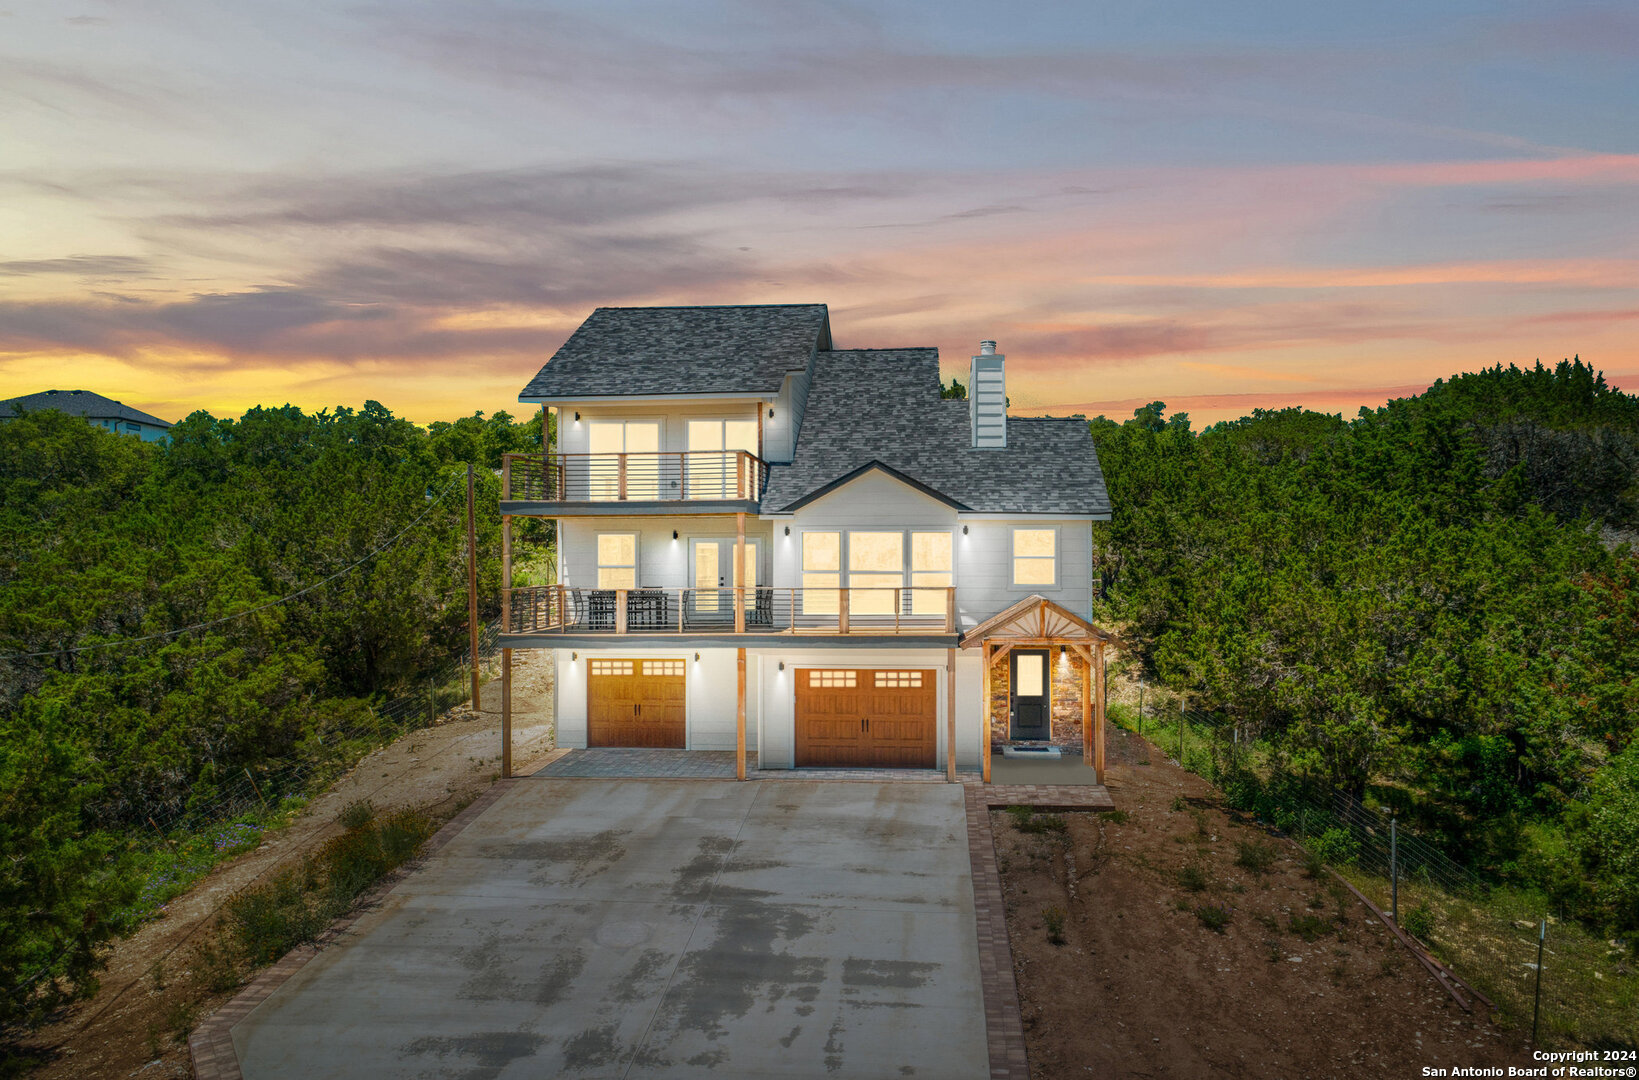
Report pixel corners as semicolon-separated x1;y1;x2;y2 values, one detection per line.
596;533;638;589
587;420;660;499
910;531;952;614
801;531;841;615
848;531;903;615
1012;528;1057;586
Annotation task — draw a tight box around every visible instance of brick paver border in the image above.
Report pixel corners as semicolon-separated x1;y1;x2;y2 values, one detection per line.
964;781;1119;1080
188;778;521;1080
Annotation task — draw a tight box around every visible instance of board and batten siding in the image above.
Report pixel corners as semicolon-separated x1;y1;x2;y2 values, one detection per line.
772;468;1094;628
559;517;774;590
553;646;758;752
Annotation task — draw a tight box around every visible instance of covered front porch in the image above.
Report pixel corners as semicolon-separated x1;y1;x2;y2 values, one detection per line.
961;594;1123;785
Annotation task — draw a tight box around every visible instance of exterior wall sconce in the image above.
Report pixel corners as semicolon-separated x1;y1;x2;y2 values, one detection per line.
574;411;581;421
768;408;775;418
571;651;577;661
673;530;679;540
694;652;701;662
778;661;785;671
962;525;969;535
784;525;790;536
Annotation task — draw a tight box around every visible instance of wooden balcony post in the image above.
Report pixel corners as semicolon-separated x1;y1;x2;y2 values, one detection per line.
501;457;512;634
945;647;957;783
734;512;746;634
838;588;850;634
501;647;512;778
1076;645;1092;772
946;587;957;633
736;647;747;780
981;643;992;783
1094;642;1107;784
617;452;628;501
466;463;480;711
615;589;628;635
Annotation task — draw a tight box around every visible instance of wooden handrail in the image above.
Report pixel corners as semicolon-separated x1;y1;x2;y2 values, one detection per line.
501;585;957;635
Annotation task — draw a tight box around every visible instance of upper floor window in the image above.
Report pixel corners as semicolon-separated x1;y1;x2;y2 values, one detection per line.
848;531;902;615
1012;528;1057;587
587;421;661;499
801;531;841;614
686;419;758;499
911;531;952;614
597;533;637;589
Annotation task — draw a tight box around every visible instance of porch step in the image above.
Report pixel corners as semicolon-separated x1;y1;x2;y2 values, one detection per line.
1001;745;1063;760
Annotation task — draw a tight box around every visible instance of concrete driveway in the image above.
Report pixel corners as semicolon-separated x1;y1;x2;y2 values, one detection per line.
230;779;988;1079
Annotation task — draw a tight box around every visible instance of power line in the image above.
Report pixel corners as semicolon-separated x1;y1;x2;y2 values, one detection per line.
0;474;465;661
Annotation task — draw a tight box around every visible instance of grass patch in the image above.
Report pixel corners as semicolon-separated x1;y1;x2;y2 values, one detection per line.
1043;906;1066;945
1177;862;1209;892
1104;809;1130;825
1235;839;1278;875
1288;912;1335;942
1196;904;1232;933
1006;806;1068;835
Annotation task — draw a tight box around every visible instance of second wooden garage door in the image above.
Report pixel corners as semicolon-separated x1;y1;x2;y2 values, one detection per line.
588;659;686;748
795;668;937;768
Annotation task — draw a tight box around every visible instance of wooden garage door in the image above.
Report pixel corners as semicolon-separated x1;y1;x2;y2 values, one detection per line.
795;668;937;768
587;659;686;748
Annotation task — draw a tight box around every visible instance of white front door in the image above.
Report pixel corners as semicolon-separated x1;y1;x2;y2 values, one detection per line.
689;538;759;617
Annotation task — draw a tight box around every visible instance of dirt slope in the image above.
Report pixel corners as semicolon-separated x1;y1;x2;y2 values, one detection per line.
997;724;1526;1080
23;651;558;1080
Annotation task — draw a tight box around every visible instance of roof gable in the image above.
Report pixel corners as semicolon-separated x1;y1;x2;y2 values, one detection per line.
960;595;1124;647
519;304;830;400
779;460;969;513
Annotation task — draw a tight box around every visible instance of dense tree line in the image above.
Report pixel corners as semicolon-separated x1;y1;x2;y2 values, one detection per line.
1091;359;1639;931
0;402;546;1036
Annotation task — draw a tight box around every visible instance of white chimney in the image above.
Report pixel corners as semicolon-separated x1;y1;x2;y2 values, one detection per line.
969;340;1006;448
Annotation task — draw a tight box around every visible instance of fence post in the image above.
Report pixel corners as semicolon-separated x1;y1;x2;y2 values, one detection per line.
1137;679;1144;736
1178;692;1188;761
1531;918;1546;1045
1391;815;1399;924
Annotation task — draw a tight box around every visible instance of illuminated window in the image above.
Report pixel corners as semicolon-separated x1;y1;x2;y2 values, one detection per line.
589;659;634;676
808;670;857;688
873;671;923;688
848;531;902;615
644;660;685;677
686;419;759;498
1012;528;1057;586
911;531;952;615
597;533;637;589
801;531;840;615
587;421;660;499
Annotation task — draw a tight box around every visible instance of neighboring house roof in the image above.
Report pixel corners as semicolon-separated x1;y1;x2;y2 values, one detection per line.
760;349;1110;516
519;304;831;400
1;389;172;428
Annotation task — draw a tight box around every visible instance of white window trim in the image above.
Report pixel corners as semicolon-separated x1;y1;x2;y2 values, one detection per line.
1010;525;1061;590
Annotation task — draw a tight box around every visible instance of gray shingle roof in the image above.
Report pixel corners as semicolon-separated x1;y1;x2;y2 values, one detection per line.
761;349;1110;516
1;389;171;427
519;304;830;399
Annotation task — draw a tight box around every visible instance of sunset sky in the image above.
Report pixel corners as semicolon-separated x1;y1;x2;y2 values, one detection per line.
3;2;1636;427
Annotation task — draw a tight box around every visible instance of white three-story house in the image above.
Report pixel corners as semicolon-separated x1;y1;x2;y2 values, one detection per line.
498;304;1117;782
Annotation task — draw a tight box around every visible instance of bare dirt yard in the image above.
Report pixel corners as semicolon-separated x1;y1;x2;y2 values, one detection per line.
21;651;558;1080
995;723;1529;1080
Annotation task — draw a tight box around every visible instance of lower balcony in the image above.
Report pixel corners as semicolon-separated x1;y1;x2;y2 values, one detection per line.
504;586;957;637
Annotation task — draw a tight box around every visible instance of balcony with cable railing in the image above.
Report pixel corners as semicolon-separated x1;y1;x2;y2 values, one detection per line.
503;585;958;638
501;451;767;511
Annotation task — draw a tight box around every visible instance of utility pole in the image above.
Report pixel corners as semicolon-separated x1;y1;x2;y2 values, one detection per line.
467;463;480;712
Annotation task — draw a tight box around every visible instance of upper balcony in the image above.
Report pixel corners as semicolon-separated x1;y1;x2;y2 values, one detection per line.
501;451;767;515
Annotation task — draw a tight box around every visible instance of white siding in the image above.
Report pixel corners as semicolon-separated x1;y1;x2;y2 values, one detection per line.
764;366;813;464
749;646;982;770
556;400;765;457
551;646;758;752
560;517;774;589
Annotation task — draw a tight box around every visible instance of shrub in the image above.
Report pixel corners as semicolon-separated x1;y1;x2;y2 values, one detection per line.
1196;904;1231;933
1104;809;1130;825
1402;902;1435;942
1309;827;1359;866
1043;906;1066;945
1235;839;1278;875
1007;806;1068;835
1222;771;1262;812
223;866;328;965
1177;863;1209;892
338;799;376;831
1171;795;1188;812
